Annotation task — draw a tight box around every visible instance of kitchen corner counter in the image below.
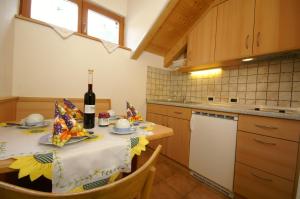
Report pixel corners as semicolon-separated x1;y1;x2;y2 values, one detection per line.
147;100;300;121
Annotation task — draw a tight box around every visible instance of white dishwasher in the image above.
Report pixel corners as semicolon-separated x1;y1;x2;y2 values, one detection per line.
189;111;238;196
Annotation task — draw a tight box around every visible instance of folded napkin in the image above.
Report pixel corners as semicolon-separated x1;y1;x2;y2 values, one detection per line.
63;98;84;120
53;103;89;147
126;102;143;122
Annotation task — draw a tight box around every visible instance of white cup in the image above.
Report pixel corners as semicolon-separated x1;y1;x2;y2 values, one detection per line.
107;110;116;117
24;114;44;126
115;119;130;129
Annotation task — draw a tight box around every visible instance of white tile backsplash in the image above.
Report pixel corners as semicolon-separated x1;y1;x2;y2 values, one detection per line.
147;57;300;107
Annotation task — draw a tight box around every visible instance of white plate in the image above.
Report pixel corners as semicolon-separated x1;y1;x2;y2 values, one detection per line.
109;115;120;120
18;121;50;129
110;127;136;135
39;134;88;146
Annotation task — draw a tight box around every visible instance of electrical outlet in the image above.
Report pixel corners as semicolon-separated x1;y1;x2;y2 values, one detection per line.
229;98;238;103
207;96;214;102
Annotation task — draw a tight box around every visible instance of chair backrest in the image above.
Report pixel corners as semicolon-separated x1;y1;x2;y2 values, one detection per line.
0;145;162;199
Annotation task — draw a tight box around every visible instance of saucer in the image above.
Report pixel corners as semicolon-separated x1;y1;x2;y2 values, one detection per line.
18;121;50;129
39;134;88;146
109;115;120;120
132;121;145;126
111;127;136;135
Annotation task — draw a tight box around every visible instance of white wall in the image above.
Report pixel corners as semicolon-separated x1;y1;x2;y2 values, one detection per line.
91;0;127;16
125;0;170;51
12;19;163;117
0;0;19;97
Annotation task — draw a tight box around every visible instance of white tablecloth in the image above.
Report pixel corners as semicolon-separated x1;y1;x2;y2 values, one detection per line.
0;120;152;193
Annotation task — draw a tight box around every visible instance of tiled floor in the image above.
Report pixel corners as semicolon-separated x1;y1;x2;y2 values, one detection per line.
139;147;230;199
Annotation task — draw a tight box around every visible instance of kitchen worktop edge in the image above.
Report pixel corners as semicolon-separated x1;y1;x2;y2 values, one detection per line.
147;100;300;121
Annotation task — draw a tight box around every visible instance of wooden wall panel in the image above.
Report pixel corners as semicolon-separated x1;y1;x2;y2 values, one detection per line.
0;97;18;122
16;97;111;120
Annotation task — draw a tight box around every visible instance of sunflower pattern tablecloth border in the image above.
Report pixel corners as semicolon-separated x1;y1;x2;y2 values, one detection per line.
8;136;149;192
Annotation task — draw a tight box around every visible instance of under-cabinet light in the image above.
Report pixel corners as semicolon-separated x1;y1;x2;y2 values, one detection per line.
242;58;254;62
190;68;222;78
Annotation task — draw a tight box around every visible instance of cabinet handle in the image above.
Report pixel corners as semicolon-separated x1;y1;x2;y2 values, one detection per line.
173;112;182;115
256;32;261;47
253;138;277;146
245;34;249;49
255;124;278;130
251;173;273;182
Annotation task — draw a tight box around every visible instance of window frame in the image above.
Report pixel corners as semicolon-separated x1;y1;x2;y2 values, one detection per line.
19;0;124;46
82;1;124;46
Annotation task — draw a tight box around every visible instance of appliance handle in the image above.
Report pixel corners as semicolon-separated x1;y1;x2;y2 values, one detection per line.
192;111;238;121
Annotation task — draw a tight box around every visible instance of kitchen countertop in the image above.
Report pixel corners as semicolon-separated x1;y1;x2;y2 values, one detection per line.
147;100;300;121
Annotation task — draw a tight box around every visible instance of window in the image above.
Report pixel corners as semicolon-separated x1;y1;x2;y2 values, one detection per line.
31;0;78;32
82;2;124;45
19;0;124;45
87;10;119;44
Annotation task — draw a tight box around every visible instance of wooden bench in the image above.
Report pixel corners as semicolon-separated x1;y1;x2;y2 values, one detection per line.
0;97;111;121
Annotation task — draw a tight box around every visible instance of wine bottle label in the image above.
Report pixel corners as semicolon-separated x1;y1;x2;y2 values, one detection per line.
84;105;95;114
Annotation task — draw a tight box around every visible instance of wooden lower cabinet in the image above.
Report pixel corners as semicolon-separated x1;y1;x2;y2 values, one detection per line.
235;115;299;199
234;162;294;199
238;115;300;142
147;104;191;167
146;112;168;126
146;112;168;155
166;117;190;166
236;131;298;180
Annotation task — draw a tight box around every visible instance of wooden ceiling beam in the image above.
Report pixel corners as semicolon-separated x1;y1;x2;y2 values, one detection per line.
130;0;180;60
164;32;188;67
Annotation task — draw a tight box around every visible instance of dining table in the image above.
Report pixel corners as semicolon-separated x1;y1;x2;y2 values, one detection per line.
0;120;173;193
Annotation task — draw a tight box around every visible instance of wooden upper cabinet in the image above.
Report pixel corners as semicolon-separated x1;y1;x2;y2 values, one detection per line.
215;0;255;62
187;7;217;67
253;0;300;56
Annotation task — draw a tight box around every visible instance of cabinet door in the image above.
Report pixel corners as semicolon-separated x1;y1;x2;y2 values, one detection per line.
166;117;190;166
187;7;217;67
146;112;168;155
234;162;294;199
215;0;255;62
253;0;300;55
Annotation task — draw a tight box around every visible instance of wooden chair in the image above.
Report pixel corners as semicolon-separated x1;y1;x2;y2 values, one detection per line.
0;145;162;199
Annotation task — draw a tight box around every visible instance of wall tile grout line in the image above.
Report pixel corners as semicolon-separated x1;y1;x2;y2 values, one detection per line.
147;57;300;108
290;59;295;107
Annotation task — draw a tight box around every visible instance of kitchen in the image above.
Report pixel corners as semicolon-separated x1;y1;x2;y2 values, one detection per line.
0;0;300;199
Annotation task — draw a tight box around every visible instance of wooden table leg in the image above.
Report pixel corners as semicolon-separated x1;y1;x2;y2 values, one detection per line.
123;155;139;177
131;155;138;172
